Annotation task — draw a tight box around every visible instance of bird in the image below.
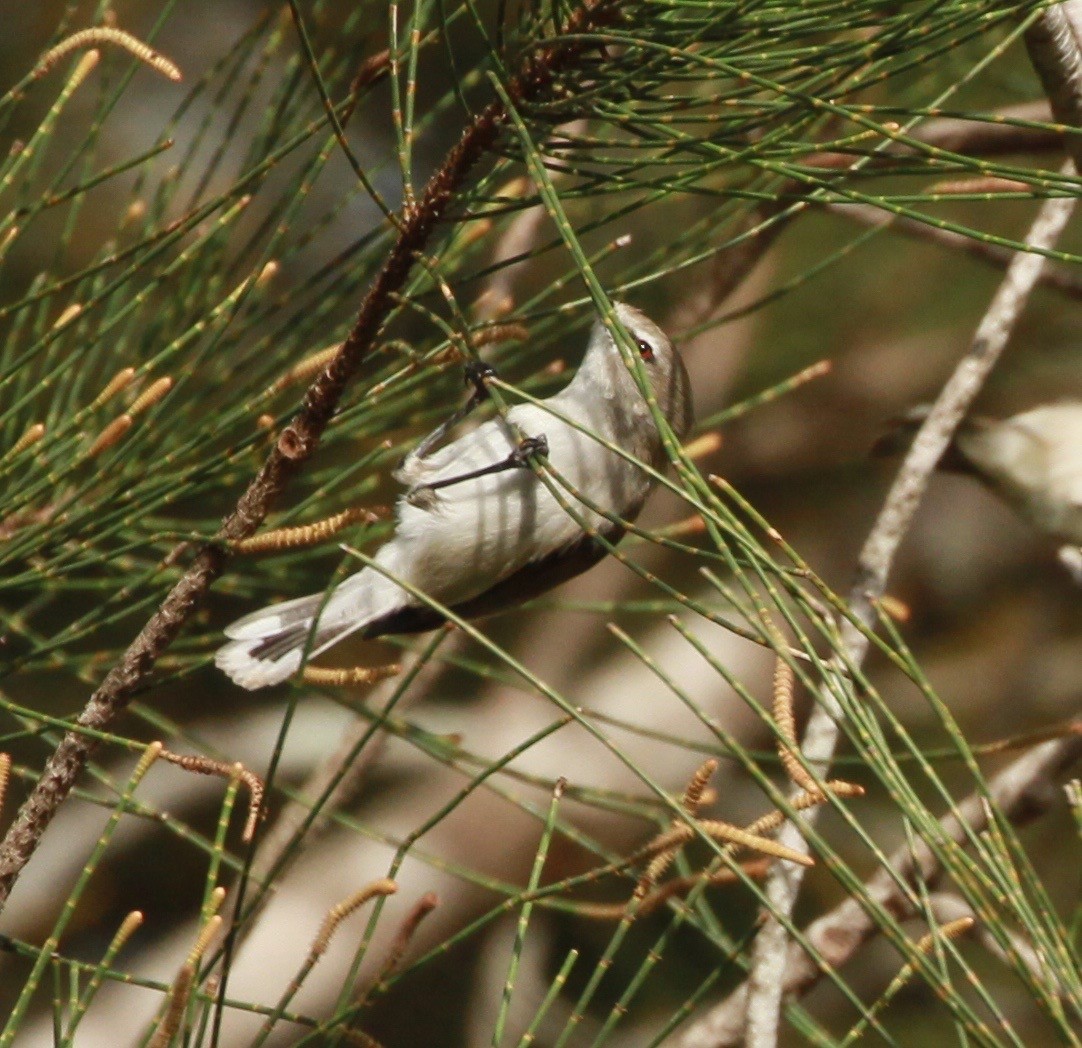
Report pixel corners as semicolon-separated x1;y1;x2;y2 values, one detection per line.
874;401;1082;550
216;302;694;689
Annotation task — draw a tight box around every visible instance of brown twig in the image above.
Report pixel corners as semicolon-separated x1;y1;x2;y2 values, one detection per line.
356;891;440;1004
157;749;265;843
0;0;619;910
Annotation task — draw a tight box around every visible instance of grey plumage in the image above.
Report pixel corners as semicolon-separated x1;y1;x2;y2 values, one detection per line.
876;401;1082;546
216;303;693;689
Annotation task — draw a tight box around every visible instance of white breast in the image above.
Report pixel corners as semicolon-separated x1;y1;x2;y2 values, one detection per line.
385;398;656;607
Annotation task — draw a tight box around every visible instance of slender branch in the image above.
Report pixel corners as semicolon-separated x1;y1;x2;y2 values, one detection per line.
0;0;617;911
740;175;1077;1048
805;100;1063;169
907;101;1061;157
823;201;1082;301
686;6;1082;1042
844;179;1075;617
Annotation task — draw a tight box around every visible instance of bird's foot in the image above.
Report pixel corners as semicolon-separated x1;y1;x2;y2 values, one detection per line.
509;434;549;466
463;360;496;398
406;362;498;466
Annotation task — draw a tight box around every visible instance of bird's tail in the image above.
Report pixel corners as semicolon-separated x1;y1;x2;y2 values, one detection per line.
215;589;367;690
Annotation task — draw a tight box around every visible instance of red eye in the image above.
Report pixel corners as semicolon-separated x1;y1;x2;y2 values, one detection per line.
636;338;654;362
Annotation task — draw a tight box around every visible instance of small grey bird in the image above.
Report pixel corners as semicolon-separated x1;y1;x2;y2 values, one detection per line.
875;401;1082;549
216;303;693;689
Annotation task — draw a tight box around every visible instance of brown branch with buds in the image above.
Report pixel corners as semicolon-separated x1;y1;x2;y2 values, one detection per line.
0;0;621;911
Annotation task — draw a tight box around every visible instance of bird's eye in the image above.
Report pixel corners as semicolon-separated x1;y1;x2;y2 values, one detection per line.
636;338;655;362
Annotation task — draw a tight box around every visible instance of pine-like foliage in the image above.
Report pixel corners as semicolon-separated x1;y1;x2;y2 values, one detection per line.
0;1;1079;1045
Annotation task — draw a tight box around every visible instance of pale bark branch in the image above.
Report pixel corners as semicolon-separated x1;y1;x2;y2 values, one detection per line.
823;200;1082;301
713;8;1082;1044
737;179;1077;1048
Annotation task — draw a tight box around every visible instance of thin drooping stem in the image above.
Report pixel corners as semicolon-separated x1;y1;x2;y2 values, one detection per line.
0;0;616;911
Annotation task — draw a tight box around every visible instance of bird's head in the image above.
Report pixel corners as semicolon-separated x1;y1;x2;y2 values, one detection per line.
586;301;694;441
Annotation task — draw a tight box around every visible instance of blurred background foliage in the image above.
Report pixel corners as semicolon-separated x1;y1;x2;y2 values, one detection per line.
0;0;1079;1045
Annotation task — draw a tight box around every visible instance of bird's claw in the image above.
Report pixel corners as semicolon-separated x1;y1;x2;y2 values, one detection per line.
512;434;549;465
464;361;496;397
405;433;549;505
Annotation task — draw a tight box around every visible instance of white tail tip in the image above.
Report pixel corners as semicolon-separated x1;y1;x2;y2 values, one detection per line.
214;638;301;690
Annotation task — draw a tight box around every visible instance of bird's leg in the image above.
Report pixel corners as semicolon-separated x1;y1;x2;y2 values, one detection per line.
411;361;496;460
408;435;549;503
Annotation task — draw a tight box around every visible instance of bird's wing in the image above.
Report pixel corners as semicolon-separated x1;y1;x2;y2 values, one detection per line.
396;412;520;490
361;520;625;640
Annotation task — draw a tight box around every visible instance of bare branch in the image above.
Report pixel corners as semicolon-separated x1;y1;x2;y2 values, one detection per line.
824;201;1082;301
741;178;1077;1048
734;6;1082;1041
805;101;1063;169
909;101;1061;157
